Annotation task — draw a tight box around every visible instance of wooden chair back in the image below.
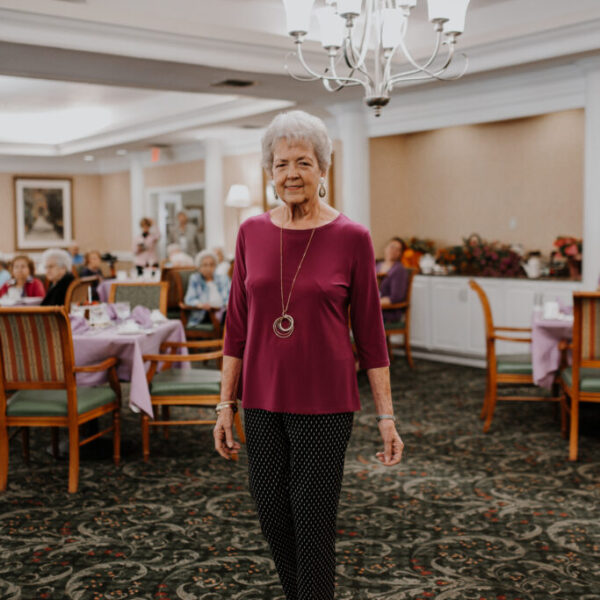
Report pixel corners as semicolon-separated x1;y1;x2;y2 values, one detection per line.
469;280;495;341
64;276;99;313
161;267;195;313
109;282;169;315
0;307;75;391
572;292;600;372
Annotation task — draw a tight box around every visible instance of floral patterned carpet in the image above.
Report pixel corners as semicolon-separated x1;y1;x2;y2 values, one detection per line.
0;359;599;600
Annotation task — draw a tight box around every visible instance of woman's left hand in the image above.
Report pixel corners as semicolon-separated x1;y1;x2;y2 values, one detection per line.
376;420;404;466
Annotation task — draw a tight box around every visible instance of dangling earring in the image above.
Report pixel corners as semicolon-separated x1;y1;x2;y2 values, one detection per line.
271;180;279;201
318;177;327;198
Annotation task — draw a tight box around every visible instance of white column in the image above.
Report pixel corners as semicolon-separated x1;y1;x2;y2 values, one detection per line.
129;153;145;246
329;102;371;229
582;62;600;290
204;138;225;250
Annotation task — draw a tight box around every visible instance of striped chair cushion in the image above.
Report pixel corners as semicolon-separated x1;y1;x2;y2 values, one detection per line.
0;313;65;383
581;298;600;361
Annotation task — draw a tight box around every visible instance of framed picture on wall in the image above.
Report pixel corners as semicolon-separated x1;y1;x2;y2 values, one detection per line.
14;177;73;250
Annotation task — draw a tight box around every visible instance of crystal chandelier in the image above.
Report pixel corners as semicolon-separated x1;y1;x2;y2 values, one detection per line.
281;0;470;116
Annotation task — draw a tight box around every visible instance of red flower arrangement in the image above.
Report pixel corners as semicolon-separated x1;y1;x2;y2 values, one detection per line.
553;236;582;261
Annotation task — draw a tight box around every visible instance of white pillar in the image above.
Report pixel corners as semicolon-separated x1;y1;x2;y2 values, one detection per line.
129;153;145;246
329;102;371;229
204;138;225;250
582;62;600;290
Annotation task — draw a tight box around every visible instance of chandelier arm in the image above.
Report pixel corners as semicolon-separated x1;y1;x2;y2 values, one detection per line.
342;0;373;72
388;53;468;86
394;29;446;77
389;37;456;85
326;54;372;90
340;41;375;89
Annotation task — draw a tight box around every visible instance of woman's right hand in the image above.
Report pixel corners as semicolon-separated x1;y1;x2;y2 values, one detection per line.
214;407;241;460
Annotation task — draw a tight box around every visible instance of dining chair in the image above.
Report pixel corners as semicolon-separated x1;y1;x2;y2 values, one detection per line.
558;292;600;461
381;268;416;368
141;339;244;461
0;307;121;493
109;282;169;316
160;267;195;320
64;276;99;312
469;280;560;432
177;269;223;340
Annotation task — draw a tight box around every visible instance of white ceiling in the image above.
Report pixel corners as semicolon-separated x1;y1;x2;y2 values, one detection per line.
0;0;598;162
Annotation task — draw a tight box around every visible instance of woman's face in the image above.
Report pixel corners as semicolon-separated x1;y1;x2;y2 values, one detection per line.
45;259;66;283
384;240;403;263
87;252;102;270
199;257;216;281
11;258;30;282
272;138;324;208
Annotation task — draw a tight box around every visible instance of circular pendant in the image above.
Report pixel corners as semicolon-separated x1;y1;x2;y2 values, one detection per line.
273;314;294;338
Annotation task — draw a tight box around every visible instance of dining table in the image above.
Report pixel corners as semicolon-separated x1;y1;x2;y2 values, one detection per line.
72;318;187;417
531;313;574;388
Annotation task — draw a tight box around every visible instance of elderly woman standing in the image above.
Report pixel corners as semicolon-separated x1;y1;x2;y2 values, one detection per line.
40;249;75;306
184;250;230;326
214;111;404;600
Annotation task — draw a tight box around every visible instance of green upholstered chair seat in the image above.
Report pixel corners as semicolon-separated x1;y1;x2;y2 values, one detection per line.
6;387;117;417
186;323;216;332
496;354;533;375
150;369;221;396
167;309;181;320
560;367;600;393
384;320;406;331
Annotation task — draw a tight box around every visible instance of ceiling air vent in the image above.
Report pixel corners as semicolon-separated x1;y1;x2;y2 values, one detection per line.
211;79;257;88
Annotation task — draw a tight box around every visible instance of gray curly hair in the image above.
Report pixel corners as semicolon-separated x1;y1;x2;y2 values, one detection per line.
42;248;72;273
194;250;218;268
261;110;332;174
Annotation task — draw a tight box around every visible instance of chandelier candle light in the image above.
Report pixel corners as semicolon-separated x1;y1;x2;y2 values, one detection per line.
281;0;470;116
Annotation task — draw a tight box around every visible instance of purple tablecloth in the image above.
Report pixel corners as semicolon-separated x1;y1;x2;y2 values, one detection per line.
73;320;187;417
531;316;573;388
97;279;117;303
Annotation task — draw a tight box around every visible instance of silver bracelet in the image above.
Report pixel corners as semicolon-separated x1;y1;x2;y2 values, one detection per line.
216;402;238;415
376;414;396;423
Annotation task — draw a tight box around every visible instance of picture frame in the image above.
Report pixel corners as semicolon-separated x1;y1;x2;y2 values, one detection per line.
14;177;73;250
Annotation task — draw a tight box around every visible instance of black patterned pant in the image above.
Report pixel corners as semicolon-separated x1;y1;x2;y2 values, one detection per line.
245;409;354;600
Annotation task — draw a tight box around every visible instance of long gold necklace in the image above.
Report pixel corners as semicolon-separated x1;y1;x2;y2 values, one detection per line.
273;223;316;338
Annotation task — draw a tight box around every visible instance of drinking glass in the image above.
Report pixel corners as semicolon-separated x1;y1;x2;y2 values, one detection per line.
115;302;131;321
533;292;543;315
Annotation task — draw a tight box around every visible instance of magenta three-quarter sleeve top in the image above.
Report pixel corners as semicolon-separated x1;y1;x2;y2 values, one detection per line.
223;212;390;414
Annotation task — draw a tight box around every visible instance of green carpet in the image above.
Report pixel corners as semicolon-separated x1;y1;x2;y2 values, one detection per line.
0;359;598;599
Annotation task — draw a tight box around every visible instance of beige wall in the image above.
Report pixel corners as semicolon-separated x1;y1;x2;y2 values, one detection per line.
370;109;584;257
0;171;131;256
144;159;205;189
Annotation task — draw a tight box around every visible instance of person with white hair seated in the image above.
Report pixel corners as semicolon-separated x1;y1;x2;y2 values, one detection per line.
166;243;194;268
40;248;75;306
184;250;231;326
212;246;232;278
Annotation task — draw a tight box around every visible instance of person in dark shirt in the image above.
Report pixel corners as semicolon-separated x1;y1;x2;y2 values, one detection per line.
41;249;75;306
377;237;409;323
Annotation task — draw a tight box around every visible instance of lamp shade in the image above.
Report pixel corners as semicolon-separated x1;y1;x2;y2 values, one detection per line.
427;0;452;22
317;6;346;49
282;0;315;36
443;0;470;34
225;184;252;208
336;0;362;18
381;7;405;49
398;0;417;7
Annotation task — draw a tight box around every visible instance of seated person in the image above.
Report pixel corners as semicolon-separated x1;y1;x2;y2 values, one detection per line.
79;250;104;300
0;260;11;288
184;250;230;326
68;243;85;266
165;243;194;267
0;255;45;299
378;237;409;323
212;246;232;278
41;249;75;306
